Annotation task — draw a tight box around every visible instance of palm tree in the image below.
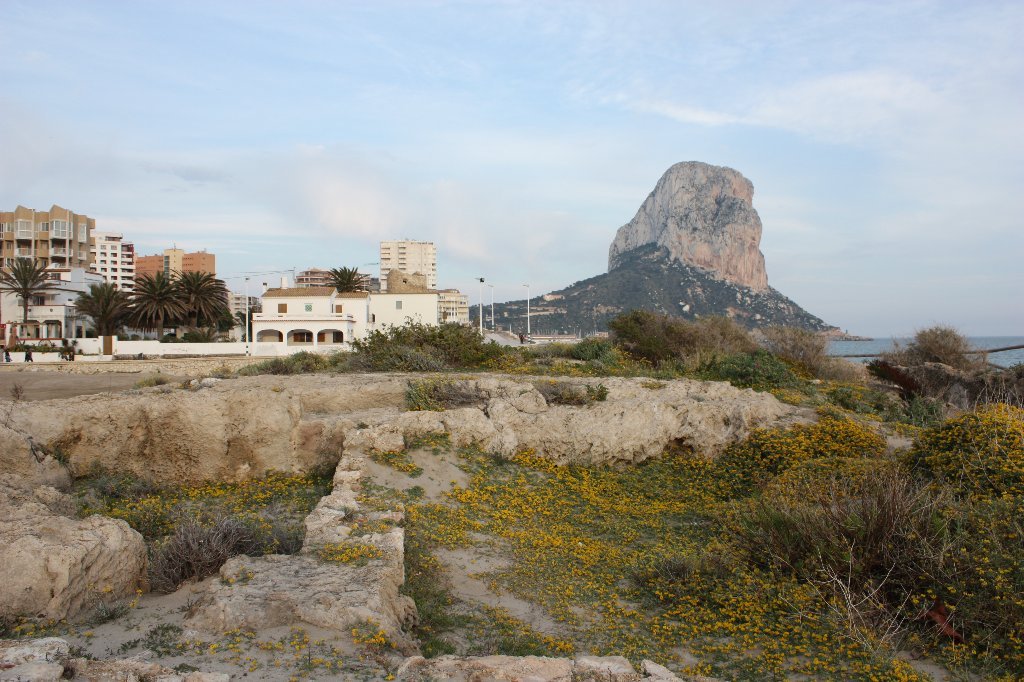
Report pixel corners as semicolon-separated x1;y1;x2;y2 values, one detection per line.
130;272;186;339
175;271;229;329
327;267;367;293
0;259;58;325
75;283;131;336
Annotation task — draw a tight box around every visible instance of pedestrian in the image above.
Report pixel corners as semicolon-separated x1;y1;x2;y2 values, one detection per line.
24;347;33;363
3;347;10;363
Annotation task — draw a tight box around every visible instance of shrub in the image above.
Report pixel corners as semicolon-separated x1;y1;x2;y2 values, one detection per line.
760;326;828;374
695;350;802;392
350;322;503;371
406;378;485;411
237;351;331;376
569;337;613;362
733;466;958;643
906;403;1024;499
717;415;888;492
609;311;754;365
135;375;170;388
149;514;271;592
886;325;983;371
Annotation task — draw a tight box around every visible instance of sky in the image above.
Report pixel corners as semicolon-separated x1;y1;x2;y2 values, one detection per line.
1;1;1022;336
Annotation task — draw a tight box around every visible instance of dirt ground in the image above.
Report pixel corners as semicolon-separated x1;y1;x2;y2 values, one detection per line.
0;369;184;401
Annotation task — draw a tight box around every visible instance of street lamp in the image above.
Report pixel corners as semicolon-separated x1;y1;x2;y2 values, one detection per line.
244;277;250;355
487;284;495;331
523;283;530;339
477;278;485;335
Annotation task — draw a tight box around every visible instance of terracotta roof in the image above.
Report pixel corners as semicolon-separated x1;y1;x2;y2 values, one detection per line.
336;292;370;298
262;287;335;298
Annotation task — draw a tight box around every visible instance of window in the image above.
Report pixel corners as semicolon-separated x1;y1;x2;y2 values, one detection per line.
395;300;403;310
278;303;287;313
304;303;312;312
77;224;87;242
334;304;343;313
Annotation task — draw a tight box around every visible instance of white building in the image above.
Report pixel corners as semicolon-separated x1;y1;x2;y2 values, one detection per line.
89;232;136;292
438;289;470;325
252;287;440;350
1;266;104;342
379;240;437;291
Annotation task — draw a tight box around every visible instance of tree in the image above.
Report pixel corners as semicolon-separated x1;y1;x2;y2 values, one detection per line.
130;272;187;340
0;259;58;324
175;271;229;329
327;267;367;293
75;283;131;336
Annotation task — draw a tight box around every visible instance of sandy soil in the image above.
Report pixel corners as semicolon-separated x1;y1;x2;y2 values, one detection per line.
0;370;184;401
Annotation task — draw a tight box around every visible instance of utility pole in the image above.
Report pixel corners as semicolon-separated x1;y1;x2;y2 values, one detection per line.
487;284;495;331
523;283;530;338
477;277;485;335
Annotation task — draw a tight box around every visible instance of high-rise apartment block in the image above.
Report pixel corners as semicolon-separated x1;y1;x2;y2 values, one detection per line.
136;248;216;279
89;232;136;292
0;205;93;271
379;240;436;291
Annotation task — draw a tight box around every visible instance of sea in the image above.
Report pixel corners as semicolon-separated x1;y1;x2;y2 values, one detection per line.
828;337;1024;368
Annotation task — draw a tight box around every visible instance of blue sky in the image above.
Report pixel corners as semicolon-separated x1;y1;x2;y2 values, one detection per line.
1;1;1022;336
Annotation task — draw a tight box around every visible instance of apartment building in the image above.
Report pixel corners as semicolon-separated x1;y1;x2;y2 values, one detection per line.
136;248;216;279
438;289;470;325
296;268;331;288
379;240;437;291
89;232;136;292
0;205;93;271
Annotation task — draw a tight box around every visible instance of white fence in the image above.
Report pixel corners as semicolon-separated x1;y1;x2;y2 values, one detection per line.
46;338;348;359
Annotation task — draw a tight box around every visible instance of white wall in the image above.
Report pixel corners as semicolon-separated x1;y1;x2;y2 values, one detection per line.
369;293;439;329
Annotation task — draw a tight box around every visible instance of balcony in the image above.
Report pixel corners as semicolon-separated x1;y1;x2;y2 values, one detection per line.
51;247;68;256
15;248;32;257
15;229;34;239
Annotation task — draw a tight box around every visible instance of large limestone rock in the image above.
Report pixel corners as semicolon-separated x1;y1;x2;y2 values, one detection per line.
350;376;801;465
609;161;769;291
4;374;408;484
0;478;147;621
0;424;71;491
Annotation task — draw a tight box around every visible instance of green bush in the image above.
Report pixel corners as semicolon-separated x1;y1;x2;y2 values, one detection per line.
608;311;754;365
695;350;801;392
717;415;888;492
570;338;613;362
350;323;503;371
906;403;1024;499
733;465;956;622
886;325;984;371
238;351;332;376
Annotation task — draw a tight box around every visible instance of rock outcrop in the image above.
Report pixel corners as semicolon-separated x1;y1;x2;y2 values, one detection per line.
2;374;802;485
0;477;147;622
609;161;768;291
187;451;418;652
396;654;709;681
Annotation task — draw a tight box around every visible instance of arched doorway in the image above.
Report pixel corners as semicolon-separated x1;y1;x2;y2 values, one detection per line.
257;330;283;342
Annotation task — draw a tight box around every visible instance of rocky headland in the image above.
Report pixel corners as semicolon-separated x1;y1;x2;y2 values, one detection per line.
492;161;834;334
